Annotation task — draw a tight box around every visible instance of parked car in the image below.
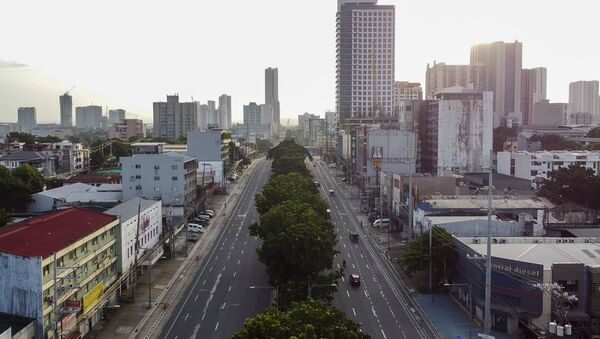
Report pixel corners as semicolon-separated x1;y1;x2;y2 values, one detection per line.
204;209;215;214
329;189;335;196
350;274;361;286
201;210;215;218
350;233;359;242
195;215;211;221
372;218;389;228
187;223;206;233
192;218;209;225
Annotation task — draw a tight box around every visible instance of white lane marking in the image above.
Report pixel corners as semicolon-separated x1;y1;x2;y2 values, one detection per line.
341;276;345;282
215;322;219;331
190;324;201;339
360;253;364;259
241;249;244;254
184;312;189;321
222;266;226;272
194;294;199;302
381;329;387;339
202;279;206;286
347;253;350;258
366;264;370;269
233;271;237;278
352;307;357;316
352;263;355;270
209;266;213;272
200;273;222;323
346;290;350;298
215;255;218;261
228;285;232;292
337;263;340;269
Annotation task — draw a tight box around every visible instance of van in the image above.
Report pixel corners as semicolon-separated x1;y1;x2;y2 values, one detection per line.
372;218;389;228
187;223;206;233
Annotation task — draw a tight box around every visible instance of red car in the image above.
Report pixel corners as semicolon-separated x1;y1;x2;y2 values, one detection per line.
350;274;361;286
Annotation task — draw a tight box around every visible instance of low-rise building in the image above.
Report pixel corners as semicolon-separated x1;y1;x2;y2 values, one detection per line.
0;151;57;176
52;141;89;177
28;183;123;212
120;153;198;216
454;236;600;336
63;173;122;186
131;142;165;155
187;131;224;187
108;119;145;141
497;150;600;183
104;198;163;276
0;208;120;339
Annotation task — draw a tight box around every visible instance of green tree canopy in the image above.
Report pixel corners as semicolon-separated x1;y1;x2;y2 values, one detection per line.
256;139;274;153
0;209;12;228
255;173;326;216
493;126;517;152
268;138;313;161
233;300;369;339
587;127;600;138
540;164;600;209
272;155;310;177
529;134;581;151
0;166;34;212
12;165;45;193
401;227;456;287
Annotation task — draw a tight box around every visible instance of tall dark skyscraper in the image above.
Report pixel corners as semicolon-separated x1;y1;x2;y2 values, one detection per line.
60;93;73;127
336;0;395;122
265;67;280;127
470;41;523;127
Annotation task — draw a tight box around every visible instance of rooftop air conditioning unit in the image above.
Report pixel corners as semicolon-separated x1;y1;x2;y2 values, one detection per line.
473;239;480;244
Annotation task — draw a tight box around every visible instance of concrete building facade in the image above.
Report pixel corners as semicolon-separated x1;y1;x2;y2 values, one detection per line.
17;107;37;132
120;152;198;215
497;150;600;183
394;81;422;110
108;109;126;124
265;68;280;127
52;141;89;176
425;62;485;100
108;119;145;141
153;95;198;142
419;88;493;175
470;41;523;127
75;106;103;130
532;100;567;126
218;94;232;129
568;80;600;123
243;102;262;125
59;93;72;127
521;67;547;125
187;131;224;187
0;208;120;339
336;0;395;120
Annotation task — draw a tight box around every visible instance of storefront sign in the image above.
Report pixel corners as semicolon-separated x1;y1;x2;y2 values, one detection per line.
83;282;104;313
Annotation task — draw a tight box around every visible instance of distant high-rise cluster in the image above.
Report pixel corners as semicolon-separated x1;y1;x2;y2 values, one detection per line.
109;109;126;124
569;80;600;124
336;0;395;121
59;92;73;127
75;105;103;129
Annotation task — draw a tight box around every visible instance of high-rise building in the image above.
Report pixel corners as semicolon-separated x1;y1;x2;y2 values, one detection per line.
521;68;547;125
218;94;232;129
153;95;198;141
108;109;126;124
394;82;423;110
265;67;280;127
17;107;36;132
336;0;395;121
298;113;320;140
109;119;145;141
243;102;263;125
75;105;103;129
425;62;485;99
60;92;73;127
470;41;523;127
532;100;566;126
569;80;600;123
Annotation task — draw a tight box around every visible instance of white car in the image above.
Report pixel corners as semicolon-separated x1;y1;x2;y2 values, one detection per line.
372;218;390;228
188;223;206;233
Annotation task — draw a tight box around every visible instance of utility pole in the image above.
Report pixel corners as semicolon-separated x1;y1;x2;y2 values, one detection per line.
484;149;493;335
408;172;413;240
429;225;433;291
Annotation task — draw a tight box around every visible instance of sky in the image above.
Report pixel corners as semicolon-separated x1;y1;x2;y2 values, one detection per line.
0;0;599;125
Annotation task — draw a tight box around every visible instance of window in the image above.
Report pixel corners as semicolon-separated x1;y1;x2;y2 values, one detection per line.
135;164;141;169
68;250;77;260
154;165;160;169
135;175;141;179
154;187;160;192
81;243;88;254
154;176;160;181
92;237;98;246
172;165;178;170
56;257;65;267
136;185;142;190
43;265;50;276
172;176;178;181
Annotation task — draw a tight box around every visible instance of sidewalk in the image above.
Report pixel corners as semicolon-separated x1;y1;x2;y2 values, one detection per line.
90;159;262;339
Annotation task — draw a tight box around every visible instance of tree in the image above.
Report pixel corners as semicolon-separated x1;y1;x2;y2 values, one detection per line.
268;139;313;162
45;178;64;189
0;166;33;212
255;173;326;216
272;155;310;177
401;227;456;288
256;139;274;154
530;134;581;151
493;126;517;152
0;209;12;228
233;300;370;339
12;165;45;193
540;164;600;209
587;127;600;138
7;132;36;145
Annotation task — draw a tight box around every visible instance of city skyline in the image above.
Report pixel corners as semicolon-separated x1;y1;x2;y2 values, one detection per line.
0;0;599;124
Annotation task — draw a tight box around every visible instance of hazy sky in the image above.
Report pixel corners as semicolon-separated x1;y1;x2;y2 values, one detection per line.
1;0;599;124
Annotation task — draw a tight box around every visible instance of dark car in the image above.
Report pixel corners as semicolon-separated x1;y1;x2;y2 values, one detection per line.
350;233;359;242
350;274;361;286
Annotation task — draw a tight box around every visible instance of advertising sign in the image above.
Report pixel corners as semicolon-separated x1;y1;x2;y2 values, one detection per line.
83;282;104;314
372;147;383;170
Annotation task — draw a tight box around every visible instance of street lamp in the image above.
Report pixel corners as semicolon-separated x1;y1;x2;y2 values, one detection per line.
249;285;279;310
444;282;473;318
307;283;338;298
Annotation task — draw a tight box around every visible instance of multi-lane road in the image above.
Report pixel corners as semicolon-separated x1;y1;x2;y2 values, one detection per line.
158;156;439;339
159;158;273;339
311;159;441;339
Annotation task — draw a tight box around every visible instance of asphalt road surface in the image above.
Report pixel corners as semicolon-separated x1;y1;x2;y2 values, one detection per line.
312;160;441;339
159;158;272;339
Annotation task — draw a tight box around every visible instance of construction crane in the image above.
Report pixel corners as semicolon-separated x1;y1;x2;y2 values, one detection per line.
65;85;76;95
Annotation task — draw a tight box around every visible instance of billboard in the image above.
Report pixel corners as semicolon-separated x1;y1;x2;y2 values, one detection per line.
83;282;105;314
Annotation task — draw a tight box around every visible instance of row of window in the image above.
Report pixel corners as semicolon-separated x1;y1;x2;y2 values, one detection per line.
352;11;393;17
133;164;178;170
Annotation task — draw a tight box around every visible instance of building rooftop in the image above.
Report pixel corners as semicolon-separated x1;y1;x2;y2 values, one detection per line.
64;173;122;185
427;215;498;225
418;196;552;211
0;207;117;258
0;151;54;161
458;237;600;270
131;142;166;147
0;312;35;337
104;197;159;222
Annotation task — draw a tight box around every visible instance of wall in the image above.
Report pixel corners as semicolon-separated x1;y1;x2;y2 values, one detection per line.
187;131;221;161
28;193;55;213
417;217;524;237
514;153;533;181
0;253;42;337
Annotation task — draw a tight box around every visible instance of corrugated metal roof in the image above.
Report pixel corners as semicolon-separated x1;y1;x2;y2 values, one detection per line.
0;207;117;258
